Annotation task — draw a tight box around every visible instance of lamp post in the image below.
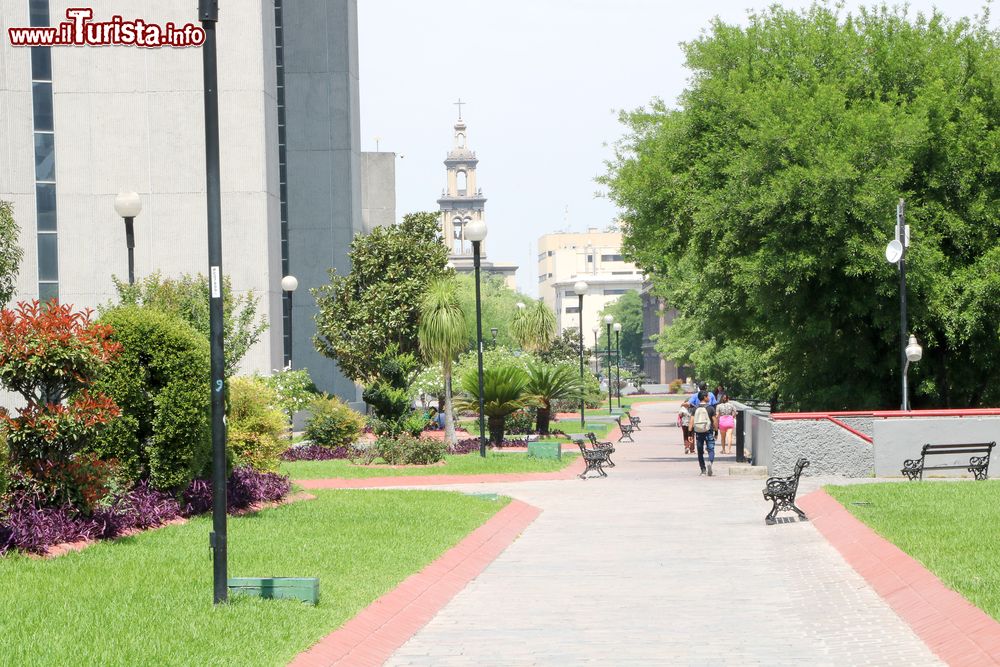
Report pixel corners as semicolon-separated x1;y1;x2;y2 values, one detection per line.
281;275;298;369
902;335;922;411
465;219;488;457
589;355;598;374
885;198;912;410
490;327;498;348
574;280;588;429
613;322;622;409
113;192;142;285
603;315;614;413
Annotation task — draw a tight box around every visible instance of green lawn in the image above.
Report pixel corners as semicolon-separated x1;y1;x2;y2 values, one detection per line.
827;481;1000;621
282;451;578;479
0;490;505;666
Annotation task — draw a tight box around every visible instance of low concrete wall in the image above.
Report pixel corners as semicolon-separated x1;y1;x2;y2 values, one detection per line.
751;413;773;470
768;419;873;477
872;417;1000;477
838;416;873;438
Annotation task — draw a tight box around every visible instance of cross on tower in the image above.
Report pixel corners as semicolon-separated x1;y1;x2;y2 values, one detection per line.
454;98;466;120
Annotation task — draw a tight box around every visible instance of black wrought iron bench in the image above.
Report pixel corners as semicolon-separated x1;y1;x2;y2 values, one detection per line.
587;432;615;468
901;442;995;481
575;439;610;479
624;410;641;431
763;458;809;524
615;417;635;443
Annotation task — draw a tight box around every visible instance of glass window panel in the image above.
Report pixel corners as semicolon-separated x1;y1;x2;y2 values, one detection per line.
29;0;49;27
37;233;59;281
31;47;52;81
38;282;59;304
35;183;57;231
34;133;55;181
32;82;53;131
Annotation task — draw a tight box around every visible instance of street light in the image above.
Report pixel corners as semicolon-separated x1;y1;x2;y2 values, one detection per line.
490;327;498;347
113;191;142;285
281;275;298;369
902;335;922;411
591;326;599;352
574;280;588;428
589;355;598;374
613;322;622;409
466;219;488;457
604;314;614;413
885;198;913;410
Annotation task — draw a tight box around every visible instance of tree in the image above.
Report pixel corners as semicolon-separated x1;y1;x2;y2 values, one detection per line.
418;279;468;446
313;212;449;383
0;201;23;307
596;290;643;369
112;272;267;378
455;365;539;444
602;4;1000;410
511;298;557;353
524;361;584;435
452;273;536;350
539;328;584;365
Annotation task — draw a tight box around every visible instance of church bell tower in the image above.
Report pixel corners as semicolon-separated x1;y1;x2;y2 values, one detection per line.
438;100;487;260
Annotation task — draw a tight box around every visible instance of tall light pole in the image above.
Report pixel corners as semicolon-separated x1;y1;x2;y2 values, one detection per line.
885;199;912;410
281;275;298;368
113;192;142;285
199;0;228;605
466;220;488;457
574;280;588;428
613;322;622;409
902;335;923;411
604;315;614;413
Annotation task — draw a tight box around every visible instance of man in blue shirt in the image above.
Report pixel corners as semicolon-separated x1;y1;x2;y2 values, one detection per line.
689;383;718;407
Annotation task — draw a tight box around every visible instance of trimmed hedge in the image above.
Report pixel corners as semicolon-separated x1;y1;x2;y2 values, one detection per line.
304;394;365;449
90;306;211;491
227;377;288;472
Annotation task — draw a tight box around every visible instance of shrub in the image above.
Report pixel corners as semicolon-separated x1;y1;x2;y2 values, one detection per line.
0;493;100;555
226;467;291;511
280;444;350;461
226;377;288;472
261;367;317;418
669;378;683;394
90;306;211;491
376;434;445;465
0;420;8;496
14;453;122;512
304;394;365;448
91;481;181;538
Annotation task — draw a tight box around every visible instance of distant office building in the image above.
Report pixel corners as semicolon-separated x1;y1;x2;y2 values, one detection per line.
437;111;517;288
640;282;685;384
537;229;643;336
361;151;396;234
0;0;376;403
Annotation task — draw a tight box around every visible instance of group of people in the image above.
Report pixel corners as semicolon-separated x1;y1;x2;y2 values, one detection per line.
677;383;737;476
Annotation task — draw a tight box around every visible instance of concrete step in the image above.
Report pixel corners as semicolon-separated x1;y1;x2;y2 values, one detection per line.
728;464;769;478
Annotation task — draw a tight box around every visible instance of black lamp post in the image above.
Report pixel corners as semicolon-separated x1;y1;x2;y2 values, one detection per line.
604;315;614;413
113;192;142;285
491;327;498;348
613;322;622;409
281;275;298;369
199;0;228;605
465;219;488;457
574;281;588;429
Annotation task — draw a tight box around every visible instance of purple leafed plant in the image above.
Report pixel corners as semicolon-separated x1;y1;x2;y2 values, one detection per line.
181;479;213;517
0;493;101;555
227;467;292;510
92;481;181;538
448;437;535;454
280;444;350;461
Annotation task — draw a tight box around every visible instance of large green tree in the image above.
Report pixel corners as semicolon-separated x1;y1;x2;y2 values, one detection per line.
602;4;1000;410
0;201;23;306
313;212;449;383
452;273;537;350
596;290;643;369
418;278;467;446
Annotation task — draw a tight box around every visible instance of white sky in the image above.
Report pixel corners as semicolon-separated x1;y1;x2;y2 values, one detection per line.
357;0;997;296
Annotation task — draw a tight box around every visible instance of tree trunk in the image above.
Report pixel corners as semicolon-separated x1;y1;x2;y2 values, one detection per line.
488;415;505;445
443;361;456;447
536;404;551;436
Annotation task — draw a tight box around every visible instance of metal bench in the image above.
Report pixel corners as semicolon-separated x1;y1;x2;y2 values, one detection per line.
587;432;615;468
763;458;809;524
575;439;610;479
901;442;995;481
624;410;641;431
615;417;635;443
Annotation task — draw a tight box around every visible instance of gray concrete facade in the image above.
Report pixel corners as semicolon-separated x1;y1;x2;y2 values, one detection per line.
872;416;1000;477
360;151;396;234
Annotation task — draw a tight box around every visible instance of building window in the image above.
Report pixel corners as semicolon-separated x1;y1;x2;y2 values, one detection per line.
274;0;292;366
612;271;635;275
603;289;627;296
601;254;623;262
565;306;580;314
30;1;58;303
586;254;593;263
456;170;467;194
537;252;547;261
547;250;553;256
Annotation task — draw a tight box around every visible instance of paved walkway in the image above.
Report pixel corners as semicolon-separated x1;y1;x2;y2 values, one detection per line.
385;402;942;666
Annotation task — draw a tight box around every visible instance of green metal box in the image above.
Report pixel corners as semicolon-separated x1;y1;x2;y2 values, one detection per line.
228;577;319;605
527;441;562;460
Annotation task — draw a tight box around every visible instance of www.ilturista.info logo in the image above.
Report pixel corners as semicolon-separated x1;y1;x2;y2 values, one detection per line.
7;8;205;48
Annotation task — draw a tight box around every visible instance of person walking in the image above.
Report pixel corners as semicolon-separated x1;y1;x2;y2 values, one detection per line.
678;401;694;454
688;382;718;408
691;390;718;475
716;394;737;455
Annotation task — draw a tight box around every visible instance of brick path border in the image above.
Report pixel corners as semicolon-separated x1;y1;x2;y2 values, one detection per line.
799;489;1000;666
289;499;541;666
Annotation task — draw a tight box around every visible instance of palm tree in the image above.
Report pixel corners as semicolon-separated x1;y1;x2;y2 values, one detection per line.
418;279;467;446
510;299;556;353
525;361;585;435
456;365;539;444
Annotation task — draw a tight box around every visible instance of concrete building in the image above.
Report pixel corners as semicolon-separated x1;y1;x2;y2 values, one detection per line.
437;111;517;288
361;151;396;234
640;281;685;384
0;0;370;402
537;229;643;336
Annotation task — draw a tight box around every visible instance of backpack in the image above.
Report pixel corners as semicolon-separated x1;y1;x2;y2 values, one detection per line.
692;406;711;433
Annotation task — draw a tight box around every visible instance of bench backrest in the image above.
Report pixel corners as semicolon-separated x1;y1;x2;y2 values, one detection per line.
616;417;630;429
921;442;995;457
586;432;598;446
790;458;809;490
576;440;588;454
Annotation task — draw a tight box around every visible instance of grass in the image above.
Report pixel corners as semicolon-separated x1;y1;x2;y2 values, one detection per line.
282;451;579;479
827;481;1000;621
0;490;506;666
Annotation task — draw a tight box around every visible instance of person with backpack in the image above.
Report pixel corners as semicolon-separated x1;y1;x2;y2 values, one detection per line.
677;401;695;454
691;390;718;476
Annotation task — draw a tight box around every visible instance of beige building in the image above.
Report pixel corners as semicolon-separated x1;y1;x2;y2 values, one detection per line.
437;110;517;288
537;229;643;336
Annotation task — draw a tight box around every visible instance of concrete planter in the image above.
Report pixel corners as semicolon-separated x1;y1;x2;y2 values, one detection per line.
527;441;562;460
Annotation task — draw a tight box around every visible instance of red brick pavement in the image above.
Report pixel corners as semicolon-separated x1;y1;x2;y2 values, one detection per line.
800;489;1000;666
288;499;541;667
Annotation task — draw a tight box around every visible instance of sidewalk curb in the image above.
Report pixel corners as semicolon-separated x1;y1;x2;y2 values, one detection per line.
800;489;1000;666
288;499;541;666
